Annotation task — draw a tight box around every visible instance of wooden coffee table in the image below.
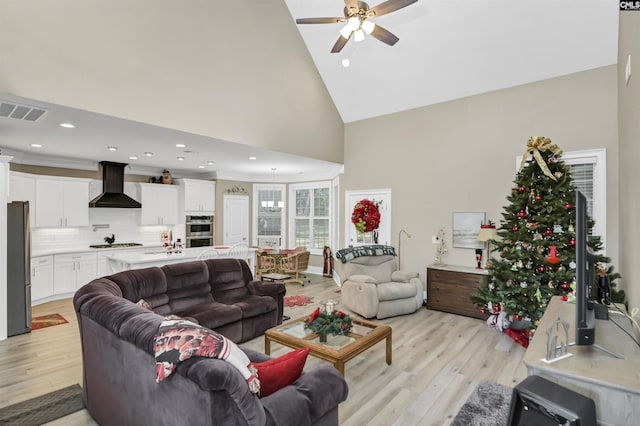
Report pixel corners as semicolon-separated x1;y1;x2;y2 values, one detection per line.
264;315;392;375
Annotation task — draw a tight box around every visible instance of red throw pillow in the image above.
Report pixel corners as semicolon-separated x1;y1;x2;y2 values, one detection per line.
250;348;310;397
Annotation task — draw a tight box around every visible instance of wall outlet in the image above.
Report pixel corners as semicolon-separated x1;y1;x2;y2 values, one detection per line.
431;235;440;244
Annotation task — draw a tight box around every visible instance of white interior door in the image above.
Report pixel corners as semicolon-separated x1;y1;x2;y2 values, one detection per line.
223;195;249;245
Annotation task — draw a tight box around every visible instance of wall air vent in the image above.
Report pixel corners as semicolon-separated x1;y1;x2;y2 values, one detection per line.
0;101;47;121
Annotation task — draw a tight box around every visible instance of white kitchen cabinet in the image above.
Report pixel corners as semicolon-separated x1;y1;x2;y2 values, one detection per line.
54;253;97;294
177;178;215;215
35;177;90;228
137;183;179;225
31;255;54;302
9;172;36;228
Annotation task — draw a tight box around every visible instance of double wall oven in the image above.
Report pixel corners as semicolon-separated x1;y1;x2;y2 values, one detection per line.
186;215;214;247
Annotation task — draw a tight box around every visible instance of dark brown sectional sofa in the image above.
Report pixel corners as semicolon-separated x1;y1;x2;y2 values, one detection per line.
73;258;348;425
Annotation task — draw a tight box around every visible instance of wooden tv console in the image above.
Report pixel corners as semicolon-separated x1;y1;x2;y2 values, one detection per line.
523;296;640;425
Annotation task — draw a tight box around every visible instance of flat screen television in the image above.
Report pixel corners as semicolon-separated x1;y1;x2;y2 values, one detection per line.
574;190;596;346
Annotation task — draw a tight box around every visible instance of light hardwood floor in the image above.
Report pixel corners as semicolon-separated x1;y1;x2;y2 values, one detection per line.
0;275;527;425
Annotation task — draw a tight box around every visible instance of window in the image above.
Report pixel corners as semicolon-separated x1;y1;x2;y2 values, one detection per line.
253;184;286;249
563;149;606;248
289;182;331;253
516;149;606;250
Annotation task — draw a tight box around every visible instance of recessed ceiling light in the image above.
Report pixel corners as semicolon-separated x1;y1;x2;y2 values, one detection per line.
176;143;186;148
249;156;257;160
59;123;75;128
129;156;138;160
177;156;185;161
144;152;153;157
198;165;205;169
207;161;214;165
31;143;43;148
107;146;117;151
341;58;350;68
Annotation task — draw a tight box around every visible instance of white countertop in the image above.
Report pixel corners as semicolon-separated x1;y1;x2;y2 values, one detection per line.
31;243;163;257
104;246;256;266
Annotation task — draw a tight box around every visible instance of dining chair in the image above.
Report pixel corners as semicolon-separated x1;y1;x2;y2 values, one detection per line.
256;249;277;279
197;248;220;260
227;242;249;260
279;250;311;286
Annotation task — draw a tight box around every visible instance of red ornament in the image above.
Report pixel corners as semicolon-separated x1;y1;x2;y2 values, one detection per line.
535;195;542;201
519;185;526;192
545;228;553;236
512;225;519;231
560;282;570;291
565;203;573;209
479;308;487;315
517;210;526;219
513;314;522;321
569;238;576;246
561;295;568;301
538;265;545;272
493;304;501;313
547;246;560;264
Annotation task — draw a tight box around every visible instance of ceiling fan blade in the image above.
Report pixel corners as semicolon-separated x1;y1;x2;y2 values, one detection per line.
331;35;350;53
370;24;400;46
368;0;418;18
296;17;344;24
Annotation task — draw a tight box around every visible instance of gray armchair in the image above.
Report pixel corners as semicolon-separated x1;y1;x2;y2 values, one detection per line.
335;253;423;319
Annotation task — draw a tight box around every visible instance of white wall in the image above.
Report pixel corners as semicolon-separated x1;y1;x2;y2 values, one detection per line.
618;11;640;311
0;0;344;164
0;157;11;340
342;66;619;291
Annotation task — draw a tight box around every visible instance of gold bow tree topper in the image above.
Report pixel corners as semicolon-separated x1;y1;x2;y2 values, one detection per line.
518;136;563;181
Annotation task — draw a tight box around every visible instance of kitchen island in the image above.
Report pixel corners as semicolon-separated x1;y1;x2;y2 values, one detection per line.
103;246;256;274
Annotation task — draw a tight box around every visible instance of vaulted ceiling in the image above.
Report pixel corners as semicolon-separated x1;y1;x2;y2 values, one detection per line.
0;1;619;179
285;0;618;123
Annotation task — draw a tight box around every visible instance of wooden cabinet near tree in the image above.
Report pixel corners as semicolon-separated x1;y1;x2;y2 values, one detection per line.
426;265;488;319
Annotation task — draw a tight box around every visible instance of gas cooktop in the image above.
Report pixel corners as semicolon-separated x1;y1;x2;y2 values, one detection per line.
89;243;144;249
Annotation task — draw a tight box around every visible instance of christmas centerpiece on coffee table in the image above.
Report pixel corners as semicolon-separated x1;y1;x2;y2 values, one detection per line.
304;306;353;342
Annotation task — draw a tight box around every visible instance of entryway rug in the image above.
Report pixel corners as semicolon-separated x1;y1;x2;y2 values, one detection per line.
284;295;314;307
451;380;513;426
0;384;84;425
31;313;68;330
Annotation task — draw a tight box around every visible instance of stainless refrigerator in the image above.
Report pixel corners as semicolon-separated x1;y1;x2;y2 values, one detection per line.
7;201;31;336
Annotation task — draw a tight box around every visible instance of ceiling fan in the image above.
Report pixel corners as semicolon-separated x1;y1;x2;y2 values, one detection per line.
295;0;418;53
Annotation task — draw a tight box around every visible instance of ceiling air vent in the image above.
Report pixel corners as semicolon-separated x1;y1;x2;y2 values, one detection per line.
0;101;47;122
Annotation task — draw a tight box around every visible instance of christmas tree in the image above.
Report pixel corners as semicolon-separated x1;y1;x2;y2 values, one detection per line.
471;136;621;336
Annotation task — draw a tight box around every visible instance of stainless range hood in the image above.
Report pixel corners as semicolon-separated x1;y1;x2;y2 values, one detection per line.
89;161;142;208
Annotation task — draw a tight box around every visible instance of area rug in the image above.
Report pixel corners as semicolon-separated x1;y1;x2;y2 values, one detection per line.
0;384;84;425
31;313;68;330
284;295;314;307
451;380;513;426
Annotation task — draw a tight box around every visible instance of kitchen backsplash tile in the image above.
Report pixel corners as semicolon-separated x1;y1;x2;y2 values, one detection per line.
32;208;174;251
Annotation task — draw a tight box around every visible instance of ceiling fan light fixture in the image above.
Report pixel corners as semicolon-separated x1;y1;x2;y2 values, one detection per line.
361;20;375;35
354;29;365;42
347;16;360;31
339;25;353;39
